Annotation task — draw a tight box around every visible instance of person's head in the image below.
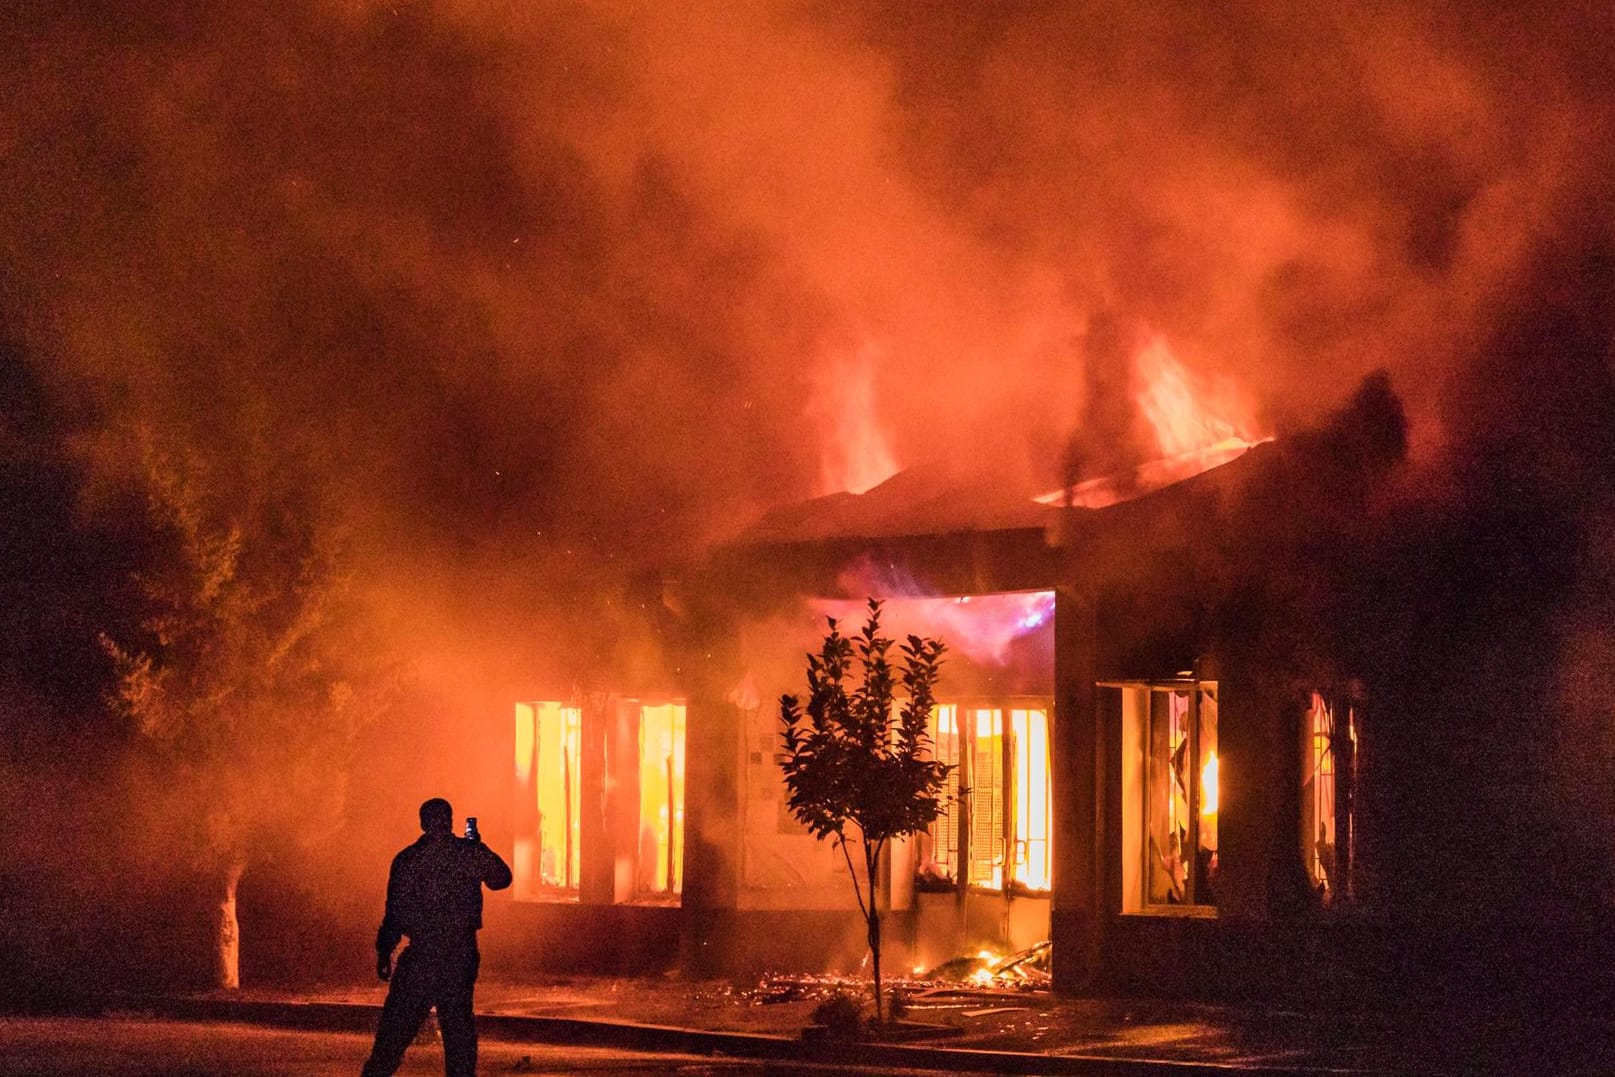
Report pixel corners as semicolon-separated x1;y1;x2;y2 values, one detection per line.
419;797;454;836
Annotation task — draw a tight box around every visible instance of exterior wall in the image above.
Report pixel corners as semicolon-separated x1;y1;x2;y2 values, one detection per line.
483;900;681;977
680;694;739;977
893;890;1051;975
1050;585;1100;992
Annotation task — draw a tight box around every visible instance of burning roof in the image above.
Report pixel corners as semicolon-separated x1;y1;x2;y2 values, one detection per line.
732;438;1271;548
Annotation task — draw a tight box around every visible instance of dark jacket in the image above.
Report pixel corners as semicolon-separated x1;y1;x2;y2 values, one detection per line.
376;833;512;956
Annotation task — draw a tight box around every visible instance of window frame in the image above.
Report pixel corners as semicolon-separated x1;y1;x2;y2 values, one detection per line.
1107;678;1220;915
512;696;688;907
1301;690;1356;906
923;697;1053;896
513;700;584;901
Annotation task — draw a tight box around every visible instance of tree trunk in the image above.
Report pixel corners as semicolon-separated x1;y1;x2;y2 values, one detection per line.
216;861;245;990
867;849;883;1024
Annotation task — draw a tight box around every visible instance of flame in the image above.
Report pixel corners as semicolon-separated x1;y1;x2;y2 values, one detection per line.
1201;750;1219;816
1134;334;1259;459
1037;335;1270;510
812;343;899;495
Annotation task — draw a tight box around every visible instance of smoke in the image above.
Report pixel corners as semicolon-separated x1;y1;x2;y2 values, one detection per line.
3;0;1613;983
6;1;1611;557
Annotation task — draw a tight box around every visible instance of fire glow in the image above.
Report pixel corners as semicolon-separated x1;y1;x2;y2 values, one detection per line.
1041;334;1270;510
811;590;1055;666
814;344;900;496
1133;335;1258;459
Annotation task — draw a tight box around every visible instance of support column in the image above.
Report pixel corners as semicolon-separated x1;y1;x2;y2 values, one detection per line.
676;596;743;979
1050;585;1100;994
578;696;613;905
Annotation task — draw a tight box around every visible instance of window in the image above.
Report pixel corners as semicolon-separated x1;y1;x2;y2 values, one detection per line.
917;704;961;887
512;697;687;904
1302;691;1355;904
637;701;685;896
1012;708;1053;892
513;701;582;899
922;701;1052;894
968;707;1006;888
1116;680;1219;911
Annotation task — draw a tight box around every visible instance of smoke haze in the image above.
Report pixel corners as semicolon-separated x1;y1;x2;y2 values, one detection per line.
3;0;1613;986
7;2;1611;555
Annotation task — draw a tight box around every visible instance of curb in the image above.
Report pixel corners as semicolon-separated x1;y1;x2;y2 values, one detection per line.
87;994;1418;1077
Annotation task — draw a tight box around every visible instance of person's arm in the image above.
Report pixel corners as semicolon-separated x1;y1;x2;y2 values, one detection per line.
477;842;513;892
375;853;406;979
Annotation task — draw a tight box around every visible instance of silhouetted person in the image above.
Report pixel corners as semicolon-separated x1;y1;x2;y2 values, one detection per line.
361;797;511;1077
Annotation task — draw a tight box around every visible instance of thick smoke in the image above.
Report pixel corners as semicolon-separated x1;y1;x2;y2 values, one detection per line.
2;0;1612;985
6;1;1611;561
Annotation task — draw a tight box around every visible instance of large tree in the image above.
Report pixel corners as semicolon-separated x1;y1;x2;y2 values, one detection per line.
778;600;949;1025
100;434;391;989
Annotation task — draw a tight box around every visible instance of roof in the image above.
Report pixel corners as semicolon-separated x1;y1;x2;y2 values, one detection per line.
730;439;1269;548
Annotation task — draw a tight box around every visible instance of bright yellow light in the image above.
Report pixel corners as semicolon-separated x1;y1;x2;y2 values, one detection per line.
1201;751;1219;816
639;702;686;894
534;703;582;889
974;708;995;738
971;968;995;986
514;703;536;784
1012;708;1052;892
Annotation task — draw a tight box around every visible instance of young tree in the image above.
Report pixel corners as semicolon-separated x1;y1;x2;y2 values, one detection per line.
100;437;391;989
778;599;949;1025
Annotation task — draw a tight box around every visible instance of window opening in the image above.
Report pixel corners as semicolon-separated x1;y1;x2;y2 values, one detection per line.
921;701;1052;894
637;702;685;895
1116;680;1219;911
513;701;582;899
1301;691;1355;904
1012;708;1053;893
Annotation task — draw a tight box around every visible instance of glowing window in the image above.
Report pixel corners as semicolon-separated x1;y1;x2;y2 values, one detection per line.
1116;681;1219;911
1302;691;1355;904
920;705;962;887
1011;708;1053;893
921;701;1051;894
513;701;582;900
637;702;685;896
968;708;1006;889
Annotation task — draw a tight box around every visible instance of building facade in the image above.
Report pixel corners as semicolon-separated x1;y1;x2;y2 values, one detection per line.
491;378;1416;998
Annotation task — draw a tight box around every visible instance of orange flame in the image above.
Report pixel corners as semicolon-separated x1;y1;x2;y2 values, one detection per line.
1201;750;1219;816
812;344;899;495
1037;333;1267;511
1133;334;1259;458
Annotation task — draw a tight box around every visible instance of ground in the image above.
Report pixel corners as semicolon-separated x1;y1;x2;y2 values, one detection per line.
0;1015;1007;1077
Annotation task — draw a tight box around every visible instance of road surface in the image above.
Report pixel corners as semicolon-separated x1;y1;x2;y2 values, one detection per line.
0;1014;1011;1077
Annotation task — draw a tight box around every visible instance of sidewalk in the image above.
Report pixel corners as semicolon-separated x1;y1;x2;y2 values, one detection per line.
101;974;1609;1077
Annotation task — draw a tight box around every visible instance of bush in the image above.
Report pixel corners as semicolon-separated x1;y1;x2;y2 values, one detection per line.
886;988;909;1021
809;991;866;1039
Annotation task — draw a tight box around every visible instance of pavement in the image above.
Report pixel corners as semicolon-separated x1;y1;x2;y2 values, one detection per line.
72;971;1615;1077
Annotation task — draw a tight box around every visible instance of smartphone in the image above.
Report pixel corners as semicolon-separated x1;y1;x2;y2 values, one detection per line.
465;816;479;842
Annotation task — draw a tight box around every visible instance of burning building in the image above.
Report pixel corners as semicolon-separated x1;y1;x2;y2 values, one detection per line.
482;366;1435;1000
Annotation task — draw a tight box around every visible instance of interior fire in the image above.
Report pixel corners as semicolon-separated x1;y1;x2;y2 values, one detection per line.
512;699;686;904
